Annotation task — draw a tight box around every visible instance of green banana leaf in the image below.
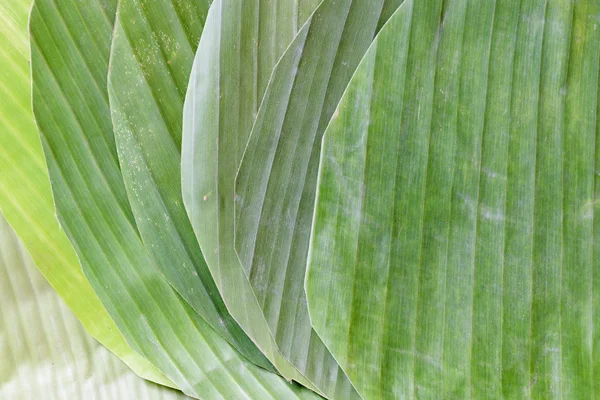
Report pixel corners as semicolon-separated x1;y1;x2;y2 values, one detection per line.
0;0;170;386
0;211;188;399
30;0;320;397
178;0;323;389
306;0;600;398
231;0;399;394
180;1;359;397
106;0;271;371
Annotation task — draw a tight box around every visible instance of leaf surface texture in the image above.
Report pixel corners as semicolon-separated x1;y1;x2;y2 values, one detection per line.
0;212;187;399
180;0;362;396
0;0;169;385
232;0;401;395
30;0;321;397
306;0;600;398
107;0;270;370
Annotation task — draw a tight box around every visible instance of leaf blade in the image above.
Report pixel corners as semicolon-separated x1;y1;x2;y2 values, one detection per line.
232;0;402;395
0;211;187;399
30;0;322;397
107;0;271;369
0;0;170;386
306;0;600;398
181;0;362;396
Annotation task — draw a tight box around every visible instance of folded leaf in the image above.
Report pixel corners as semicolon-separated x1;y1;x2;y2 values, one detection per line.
181;0;360;396
0;0;169;386
306;0;600;398
30;0;321;397
106;0;271;371
0;212;187;399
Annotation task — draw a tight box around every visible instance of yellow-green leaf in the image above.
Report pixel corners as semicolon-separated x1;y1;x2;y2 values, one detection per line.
0;211;187;398
0;0;170;386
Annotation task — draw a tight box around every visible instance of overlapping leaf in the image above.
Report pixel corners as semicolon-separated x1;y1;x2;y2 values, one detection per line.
180;0;362;397
30;0;320;397
0;0;169;385
107;0;270;371
0;212;187;399
306;0;600;398
230;0;400;395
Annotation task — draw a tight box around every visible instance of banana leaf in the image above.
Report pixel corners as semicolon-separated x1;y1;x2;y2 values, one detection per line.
30;0;321;397
106;0;270;371
0;211;188;399
0;0;170;385
180;1;360;396
306;0;600;398
230;0;400;394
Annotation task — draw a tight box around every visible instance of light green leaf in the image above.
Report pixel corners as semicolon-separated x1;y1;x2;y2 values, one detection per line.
181;0;359;397
106;0;271;371
232;0;399;395
0;211;188;399
30;0;321;398
0;0;170;386
307;0;600;398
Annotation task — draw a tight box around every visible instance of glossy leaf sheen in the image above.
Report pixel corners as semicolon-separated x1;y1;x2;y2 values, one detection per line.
107;0;270;370
0;0;169;385
306;0;600;398
30;0;320;398
181;0;359;397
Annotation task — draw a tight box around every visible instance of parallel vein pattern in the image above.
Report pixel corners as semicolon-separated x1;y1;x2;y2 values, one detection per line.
181;0;359;397
0;213;187;399
306;0;600;398
232;0;401;396
0;0;169;385
30;0;320;398
107;0;271;370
